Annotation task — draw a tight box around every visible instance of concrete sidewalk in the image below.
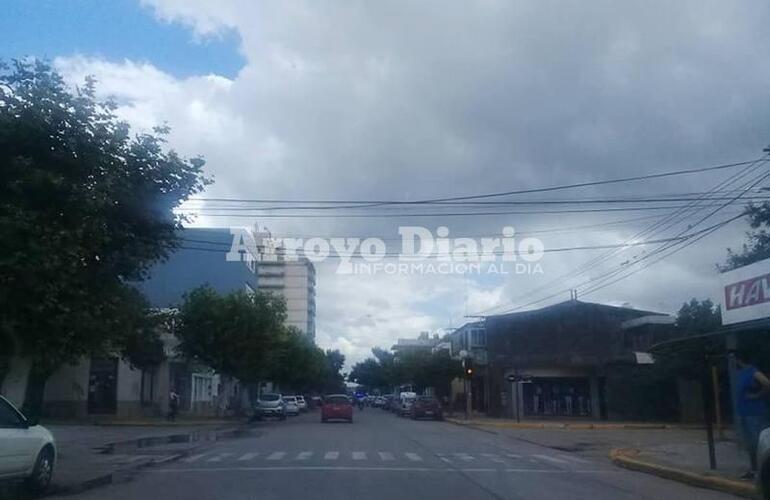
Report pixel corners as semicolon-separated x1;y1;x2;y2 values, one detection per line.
16;421;253;497
450;418;758;498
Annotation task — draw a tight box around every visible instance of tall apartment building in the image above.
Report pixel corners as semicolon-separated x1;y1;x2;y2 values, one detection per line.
248;226;317;342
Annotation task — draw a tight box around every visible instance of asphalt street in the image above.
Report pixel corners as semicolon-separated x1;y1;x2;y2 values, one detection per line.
53;409;738;500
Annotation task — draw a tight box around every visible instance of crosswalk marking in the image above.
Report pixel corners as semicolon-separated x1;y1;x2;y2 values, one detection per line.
533;454;569;465
166;450;594;467
183;454;206;463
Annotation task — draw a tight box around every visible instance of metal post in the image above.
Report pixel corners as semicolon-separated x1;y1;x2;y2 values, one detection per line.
465;378;472;420
702;358;717;470
514;380;521;423
711;364;724;439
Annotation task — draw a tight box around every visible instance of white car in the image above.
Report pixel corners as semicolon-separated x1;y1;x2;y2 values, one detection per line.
295;396;308;412
0;395;56;493
759;428;770;500
282;396;300;416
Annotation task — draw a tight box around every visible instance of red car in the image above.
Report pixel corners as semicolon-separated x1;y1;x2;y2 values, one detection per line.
321;394;353;423
411;396;443;420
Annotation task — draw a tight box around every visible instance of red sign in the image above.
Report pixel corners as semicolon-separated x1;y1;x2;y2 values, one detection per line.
724;273;770;311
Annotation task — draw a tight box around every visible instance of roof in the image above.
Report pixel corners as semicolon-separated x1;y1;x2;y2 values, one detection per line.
486;299;667;321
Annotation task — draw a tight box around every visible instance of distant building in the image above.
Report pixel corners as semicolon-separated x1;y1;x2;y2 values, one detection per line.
443;321;488;412
391;332;441;355
248;226;317;342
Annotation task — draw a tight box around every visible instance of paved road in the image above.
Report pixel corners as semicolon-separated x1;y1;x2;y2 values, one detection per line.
53;409;737;500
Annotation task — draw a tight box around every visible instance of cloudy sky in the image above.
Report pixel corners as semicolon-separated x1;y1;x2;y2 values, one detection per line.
5;0;770;365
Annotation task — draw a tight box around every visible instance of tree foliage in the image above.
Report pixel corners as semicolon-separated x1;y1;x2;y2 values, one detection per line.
722;203;770;271
0;60;207;413
651;298;723;380
174;286;286;383
349;347;461;396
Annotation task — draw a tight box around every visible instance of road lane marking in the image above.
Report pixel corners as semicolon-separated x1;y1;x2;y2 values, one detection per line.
557;454;589;464
352;452;366;460
378;452;394;461
436;453;451;463
506;453;522;459
324;451;339;460
454;453;474;461
267;452;286;461
207;453;233;462
237;453;259;461
481;453;505;463
296;452;313;460
404;453;422;462
183;454;206;463
123;455;151;463
533;454;569;465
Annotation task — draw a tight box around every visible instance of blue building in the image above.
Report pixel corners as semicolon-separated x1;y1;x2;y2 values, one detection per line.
133;227;256;308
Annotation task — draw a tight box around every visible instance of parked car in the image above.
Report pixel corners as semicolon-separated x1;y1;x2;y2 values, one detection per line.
373;397;385;408
254;393;286;420
0;395;56;493
321;394;353;423
295;396;308;412
311;396;323;409
282;396;300;416
398;395;416;417
759;428;770;500
411;396;443;420
388;396;401;413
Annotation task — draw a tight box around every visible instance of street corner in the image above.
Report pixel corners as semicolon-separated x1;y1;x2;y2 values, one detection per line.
610;448;759;499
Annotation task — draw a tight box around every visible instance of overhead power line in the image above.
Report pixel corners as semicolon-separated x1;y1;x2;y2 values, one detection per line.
186;158;763;206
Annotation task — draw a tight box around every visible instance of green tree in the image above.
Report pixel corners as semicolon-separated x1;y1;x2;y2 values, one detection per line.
174;286;287;383
651;298;723;380
0;60;208;415
722;203;770;271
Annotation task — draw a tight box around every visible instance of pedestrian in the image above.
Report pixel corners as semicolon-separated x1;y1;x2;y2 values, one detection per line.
168;388;180;422
735;352;770;479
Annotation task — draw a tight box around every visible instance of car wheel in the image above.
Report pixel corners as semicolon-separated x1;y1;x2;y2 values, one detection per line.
26;446;54;494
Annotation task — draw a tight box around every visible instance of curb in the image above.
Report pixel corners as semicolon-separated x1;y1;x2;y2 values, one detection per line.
610;448;758;499
444;418;701;431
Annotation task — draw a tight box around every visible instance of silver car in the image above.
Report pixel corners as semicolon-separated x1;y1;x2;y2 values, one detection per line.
254;393;286;421
0;396;57;493
282;396;300;416
759;428;770;500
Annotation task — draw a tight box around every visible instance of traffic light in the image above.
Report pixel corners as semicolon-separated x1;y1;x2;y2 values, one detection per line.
464;358;474;379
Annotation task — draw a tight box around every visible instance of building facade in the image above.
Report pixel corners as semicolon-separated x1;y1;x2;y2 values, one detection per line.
36;227;256;419
484;300;677;421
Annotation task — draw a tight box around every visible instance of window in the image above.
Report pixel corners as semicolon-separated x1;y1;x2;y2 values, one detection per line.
0;398;24;427
471;328;486;347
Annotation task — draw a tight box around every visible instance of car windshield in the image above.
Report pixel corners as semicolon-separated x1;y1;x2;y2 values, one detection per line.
8;4;769;500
